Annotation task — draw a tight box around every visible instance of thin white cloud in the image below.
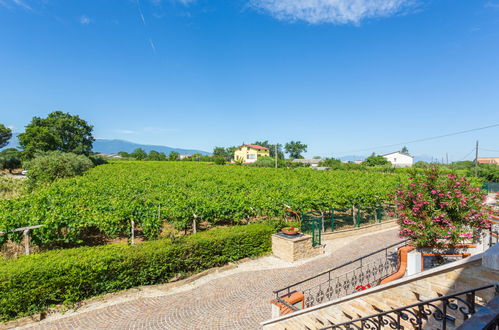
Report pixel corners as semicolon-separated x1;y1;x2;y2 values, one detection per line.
80;15;91;24
0;0;32;10
249;0;418;25
12;0;31;11
485;1;499;9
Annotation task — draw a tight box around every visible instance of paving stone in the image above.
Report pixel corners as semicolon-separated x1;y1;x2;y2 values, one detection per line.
27;229;402;330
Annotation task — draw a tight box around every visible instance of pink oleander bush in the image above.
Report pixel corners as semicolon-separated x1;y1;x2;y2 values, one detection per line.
393;168;491;248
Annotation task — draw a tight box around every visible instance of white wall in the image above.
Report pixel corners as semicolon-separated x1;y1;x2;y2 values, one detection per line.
383;152;413;167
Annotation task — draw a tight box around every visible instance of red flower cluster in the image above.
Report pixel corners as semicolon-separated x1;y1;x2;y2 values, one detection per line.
356;284;371;291
393;168;491;247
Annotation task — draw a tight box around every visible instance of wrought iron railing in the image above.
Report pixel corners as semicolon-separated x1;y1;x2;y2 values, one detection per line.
301;205;397;234
320;283;498;330
273;240;408;308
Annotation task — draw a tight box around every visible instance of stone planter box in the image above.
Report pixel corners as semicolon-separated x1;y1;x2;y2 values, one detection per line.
272;233;324;262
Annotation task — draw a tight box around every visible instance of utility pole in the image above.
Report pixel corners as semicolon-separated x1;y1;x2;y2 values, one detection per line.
474;140;479;177
275;144;278;168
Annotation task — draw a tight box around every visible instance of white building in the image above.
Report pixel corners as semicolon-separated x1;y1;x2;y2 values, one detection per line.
383;151;413;167
291;159;321;168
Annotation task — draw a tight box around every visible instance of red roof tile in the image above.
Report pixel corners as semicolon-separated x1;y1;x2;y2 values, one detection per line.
243;144;269;150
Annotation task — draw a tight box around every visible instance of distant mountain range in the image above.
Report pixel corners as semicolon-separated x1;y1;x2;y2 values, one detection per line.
1;135;210;155
93;139;210;155
0;134;449;162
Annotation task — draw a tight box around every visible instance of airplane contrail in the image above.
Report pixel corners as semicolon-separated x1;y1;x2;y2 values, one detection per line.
136;0;146;25
136;0;157;53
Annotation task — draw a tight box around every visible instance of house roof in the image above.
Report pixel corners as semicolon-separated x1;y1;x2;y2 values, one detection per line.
292;159;321;164
382;151;414;158
242;144;269;150
477;157;499;164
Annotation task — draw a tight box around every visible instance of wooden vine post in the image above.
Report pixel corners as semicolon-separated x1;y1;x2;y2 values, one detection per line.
193;214;198;234
0;225;44;255
131;220;135;245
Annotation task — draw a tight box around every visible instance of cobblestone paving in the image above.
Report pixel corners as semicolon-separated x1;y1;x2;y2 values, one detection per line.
30;229;401;330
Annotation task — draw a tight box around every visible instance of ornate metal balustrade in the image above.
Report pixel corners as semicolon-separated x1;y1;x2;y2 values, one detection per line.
273;240;408;308
320;283;498;330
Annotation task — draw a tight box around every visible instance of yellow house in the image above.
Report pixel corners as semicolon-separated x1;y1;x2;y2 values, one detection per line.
233;144;270;163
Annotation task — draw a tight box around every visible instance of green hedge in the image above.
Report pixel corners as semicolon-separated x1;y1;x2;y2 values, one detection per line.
0;223;274;321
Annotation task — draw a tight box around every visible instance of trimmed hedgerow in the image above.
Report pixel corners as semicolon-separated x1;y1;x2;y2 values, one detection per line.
0;223;274;321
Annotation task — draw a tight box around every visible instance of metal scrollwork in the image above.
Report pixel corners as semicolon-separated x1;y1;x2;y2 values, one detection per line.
316;289;325;303
305;294;314;308
326;286;334;300
335;281;342;295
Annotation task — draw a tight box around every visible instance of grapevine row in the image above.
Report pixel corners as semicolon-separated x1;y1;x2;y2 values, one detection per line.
0;162;406;246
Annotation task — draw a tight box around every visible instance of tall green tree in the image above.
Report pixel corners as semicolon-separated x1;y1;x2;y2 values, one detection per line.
225;146;237;161
18;111;94;158
147;150;165;161
0;124;12;149
284;141;307;159
131;148;147;160
169;151;179;161
401;146;409;155
213;147;227;157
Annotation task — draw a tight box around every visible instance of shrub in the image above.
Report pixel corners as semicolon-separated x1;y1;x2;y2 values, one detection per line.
364;154;391;167
394;168;490;247
0;223;275;321
0;149;22;173
213;156;226;165
24;151;94;185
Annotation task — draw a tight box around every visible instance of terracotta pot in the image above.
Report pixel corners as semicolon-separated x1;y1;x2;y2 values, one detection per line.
281;229;299;235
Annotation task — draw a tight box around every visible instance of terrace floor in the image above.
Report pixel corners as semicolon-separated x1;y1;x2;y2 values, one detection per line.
21;227;402;330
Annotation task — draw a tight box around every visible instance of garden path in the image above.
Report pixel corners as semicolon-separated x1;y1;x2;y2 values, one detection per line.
22;228;402;330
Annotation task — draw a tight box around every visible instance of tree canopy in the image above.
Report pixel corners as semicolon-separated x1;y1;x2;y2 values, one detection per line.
18;111;94;159
131;148;147;160
363;153;391;166
284;141;307;159
0;124;12;149
253;141;284;159
0;148;21;173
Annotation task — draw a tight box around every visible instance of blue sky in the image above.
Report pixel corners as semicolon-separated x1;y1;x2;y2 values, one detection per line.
1;0;498;160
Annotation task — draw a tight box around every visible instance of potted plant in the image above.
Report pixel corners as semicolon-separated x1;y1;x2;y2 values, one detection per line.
393;168;491;248
281;226;299;235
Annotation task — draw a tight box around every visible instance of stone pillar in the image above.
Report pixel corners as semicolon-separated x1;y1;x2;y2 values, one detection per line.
482;242;499;271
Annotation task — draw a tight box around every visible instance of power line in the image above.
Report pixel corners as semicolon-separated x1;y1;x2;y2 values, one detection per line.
480;147;499;152
335;123;499;155
460;148;476;161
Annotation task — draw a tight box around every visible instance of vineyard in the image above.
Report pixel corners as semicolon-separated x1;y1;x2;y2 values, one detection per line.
0;162;406;247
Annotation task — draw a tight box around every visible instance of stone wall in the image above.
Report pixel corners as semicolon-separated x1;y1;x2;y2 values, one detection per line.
272;234;324;262
262;245;499;330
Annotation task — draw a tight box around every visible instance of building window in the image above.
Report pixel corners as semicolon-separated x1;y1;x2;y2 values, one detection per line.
248;154;256;160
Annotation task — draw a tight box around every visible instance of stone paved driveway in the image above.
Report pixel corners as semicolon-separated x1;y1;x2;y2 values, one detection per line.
25;228;402;330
